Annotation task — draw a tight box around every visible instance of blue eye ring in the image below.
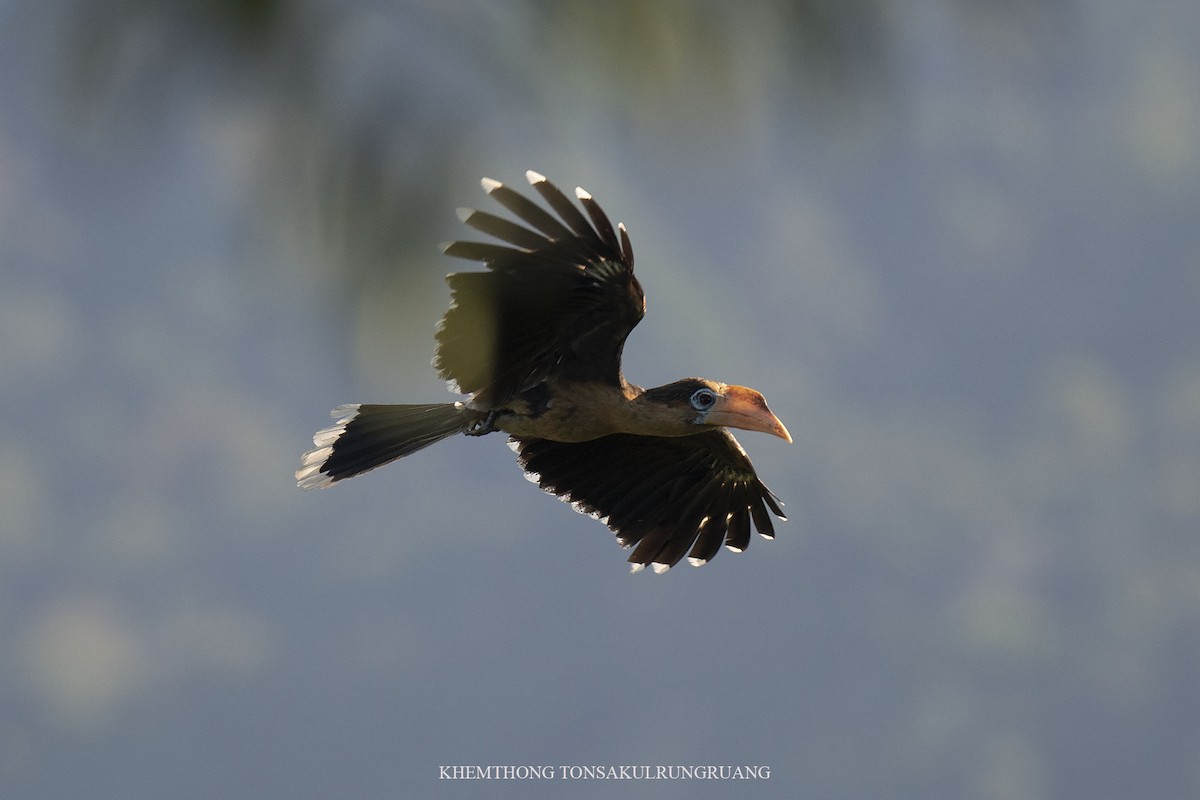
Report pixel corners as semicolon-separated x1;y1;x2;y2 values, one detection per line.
690;388;717;411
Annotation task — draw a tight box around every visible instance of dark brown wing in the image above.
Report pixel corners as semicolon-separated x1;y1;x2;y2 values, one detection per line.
510;429;785;572
435;171;644;407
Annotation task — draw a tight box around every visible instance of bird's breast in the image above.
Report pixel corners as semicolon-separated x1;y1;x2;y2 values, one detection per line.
494;382;639;443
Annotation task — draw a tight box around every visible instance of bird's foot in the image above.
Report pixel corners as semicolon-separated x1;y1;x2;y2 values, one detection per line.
466;410;498;436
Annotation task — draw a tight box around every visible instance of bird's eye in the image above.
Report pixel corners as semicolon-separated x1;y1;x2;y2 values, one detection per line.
690;388;717;411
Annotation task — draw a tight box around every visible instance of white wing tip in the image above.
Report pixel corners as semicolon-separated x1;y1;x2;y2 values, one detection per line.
629;562;646;574
651;562;671;574
455;206;474;222
480;177;502;192
574;186;591;201
687;557;707;568
525;169;546;185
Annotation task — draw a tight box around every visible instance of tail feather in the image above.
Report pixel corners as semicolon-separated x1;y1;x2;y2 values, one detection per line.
297;403;475;489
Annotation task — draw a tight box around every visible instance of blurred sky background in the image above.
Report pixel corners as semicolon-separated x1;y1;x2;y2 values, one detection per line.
2;0;1199;798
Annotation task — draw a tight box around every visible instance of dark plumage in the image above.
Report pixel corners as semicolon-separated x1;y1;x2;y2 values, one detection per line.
298;171;791;573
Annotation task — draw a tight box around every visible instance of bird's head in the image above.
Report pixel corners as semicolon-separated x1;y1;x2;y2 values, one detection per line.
637;378;792;442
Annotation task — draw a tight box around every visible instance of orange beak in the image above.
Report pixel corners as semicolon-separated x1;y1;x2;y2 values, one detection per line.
706;385;793;443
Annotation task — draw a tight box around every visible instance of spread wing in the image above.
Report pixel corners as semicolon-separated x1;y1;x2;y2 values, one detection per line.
435;171;644;407
510;430;785;572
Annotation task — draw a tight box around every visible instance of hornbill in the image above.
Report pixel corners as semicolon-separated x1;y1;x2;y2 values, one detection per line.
297;170;792;573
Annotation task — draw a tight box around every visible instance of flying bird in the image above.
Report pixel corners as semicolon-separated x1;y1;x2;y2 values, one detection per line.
297;170;792;573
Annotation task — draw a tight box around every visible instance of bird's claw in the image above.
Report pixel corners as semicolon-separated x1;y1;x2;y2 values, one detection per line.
466;411;498;436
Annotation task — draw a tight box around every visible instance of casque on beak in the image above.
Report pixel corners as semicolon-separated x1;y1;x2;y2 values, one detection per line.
705;385;792;443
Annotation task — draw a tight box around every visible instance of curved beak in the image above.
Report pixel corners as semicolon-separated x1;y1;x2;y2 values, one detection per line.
707;385;793;443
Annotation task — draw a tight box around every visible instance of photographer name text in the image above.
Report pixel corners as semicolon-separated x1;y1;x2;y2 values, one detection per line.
438;764;770;781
